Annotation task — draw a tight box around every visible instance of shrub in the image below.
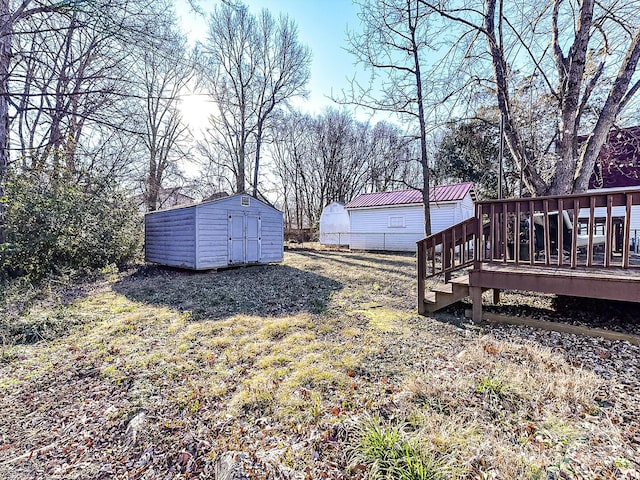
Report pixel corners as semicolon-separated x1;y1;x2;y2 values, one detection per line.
0;168;142;281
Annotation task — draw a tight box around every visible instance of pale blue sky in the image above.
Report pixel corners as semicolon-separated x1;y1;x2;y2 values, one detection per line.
177;0;363;116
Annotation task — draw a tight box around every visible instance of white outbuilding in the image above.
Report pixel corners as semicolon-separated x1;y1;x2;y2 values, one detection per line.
345;182;475;252
145;194;284;269
319;202;350;246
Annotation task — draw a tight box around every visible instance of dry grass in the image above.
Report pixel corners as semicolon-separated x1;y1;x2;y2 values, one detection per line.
0;250;638;479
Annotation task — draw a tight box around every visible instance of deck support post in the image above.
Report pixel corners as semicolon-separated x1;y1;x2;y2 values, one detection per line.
492;288;501;305
470;286;483;322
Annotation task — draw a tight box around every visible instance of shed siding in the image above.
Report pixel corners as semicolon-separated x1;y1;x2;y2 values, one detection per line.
195;206;229;269
195;196;284;269
459;193;475;221
348;199;471;252
432;203;458;233
145;208;196;268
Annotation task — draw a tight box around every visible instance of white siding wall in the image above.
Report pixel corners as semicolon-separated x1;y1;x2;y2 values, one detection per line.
630;206;640;251
145;208;197;268
431;203;458;234
254;203;284;263
583;187;640;251
459;192;475;221
577;205;640;250
577;206;640;228
348;202;460;252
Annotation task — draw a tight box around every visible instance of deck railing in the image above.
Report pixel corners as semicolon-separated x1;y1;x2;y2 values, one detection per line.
475;188;640;270
417;216;477;309
417;188;640;311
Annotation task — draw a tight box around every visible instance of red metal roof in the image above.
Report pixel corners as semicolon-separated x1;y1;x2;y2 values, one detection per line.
345;182;474;209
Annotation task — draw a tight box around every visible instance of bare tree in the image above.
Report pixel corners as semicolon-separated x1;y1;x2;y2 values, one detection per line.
0;0;178;242
0;0;66;243
270;111;313;228
202;1;310;195
345;0;436;236
136;30;193;211
422;0;640;195
250;9;310;198
271;109;418;229
367;121;418;192
12;8;130;171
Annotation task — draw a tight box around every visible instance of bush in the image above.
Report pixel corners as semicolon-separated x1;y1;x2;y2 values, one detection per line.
0;168;142;281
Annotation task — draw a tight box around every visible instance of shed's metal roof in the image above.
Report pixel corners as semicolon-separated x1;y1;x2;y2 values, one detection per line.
345;182;474;209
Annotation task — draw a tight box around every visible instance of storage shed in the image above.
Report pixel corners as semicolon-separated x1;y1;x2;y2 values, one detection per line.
346;182;475;252
145;194;284;269
319;202;350;246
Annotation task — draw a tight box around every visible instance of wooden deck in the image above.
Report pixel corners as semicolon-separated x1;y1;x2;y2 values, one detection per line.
417;189;640;321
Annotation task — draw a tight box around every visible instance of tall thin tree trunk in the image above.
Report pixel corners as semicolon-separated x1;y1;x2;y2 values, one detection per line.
409;3;431;237
237;130;245;194
253;122;262;198
0;0;11;244
147;150;159;211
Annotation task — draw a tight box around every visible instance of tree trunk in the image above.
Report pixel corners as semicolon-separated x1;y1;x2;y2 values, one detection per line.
574;27;640;192
484;0;545;196
409;3;431;237
549;0;594;195
0;0;10;244
253;121;263;198
147;150;159;211
237;128;246;194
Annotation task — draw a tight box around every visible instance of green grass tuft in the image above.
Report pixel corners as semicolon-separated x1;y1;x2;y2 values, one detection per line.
350;417;446;480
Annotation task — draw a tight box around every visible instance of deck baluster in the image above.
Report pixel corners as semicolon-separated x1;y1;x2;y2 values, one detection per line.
605;195;613;267
417;241;425;313
571;199;578;268
543;200;551;266
624;193;632;269
490;204;496;262
588;196;595;267
515;202;521;264
558;199;564;267
528;200;534;265
503;203;508;263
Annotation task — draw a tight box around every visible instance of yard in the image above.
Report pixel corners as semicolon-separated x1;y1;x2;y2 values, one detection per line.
0;249;639;479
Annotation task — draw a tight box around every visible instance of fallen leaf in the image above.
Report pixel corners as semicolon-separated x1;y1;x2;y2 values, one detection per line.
484;344;499;355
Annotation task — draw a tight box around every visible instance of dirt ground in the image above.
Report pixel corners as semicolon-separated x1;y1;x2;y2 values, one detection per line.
1;249;639;479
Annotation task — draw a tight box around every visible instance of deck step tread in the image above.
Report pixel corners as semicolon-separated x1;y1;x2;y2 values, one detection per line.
430;284;453;294
424;291;437;303
449;275;470;286
422;286;471;313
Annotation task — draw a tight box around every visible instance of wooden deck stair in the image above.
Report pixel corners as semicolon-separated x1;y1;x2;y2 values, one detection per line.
423;275;471;313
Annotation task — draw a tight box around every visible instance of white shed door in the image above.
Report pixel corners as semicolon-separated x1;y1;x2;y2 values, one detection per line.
228;213;262;264
246;215;261;263
229;214;245;264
